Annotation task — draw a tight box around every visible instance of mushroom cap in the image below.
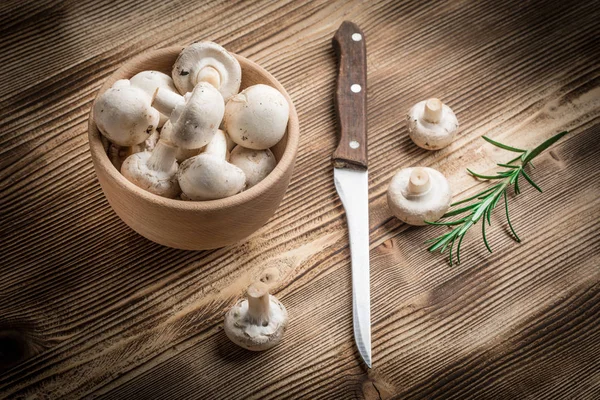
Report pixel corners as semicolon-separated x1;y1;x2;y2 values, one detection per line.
387;167;452;226
130;71;178;128
175;146;203;162
177;153;246;200
229;146;277;188
93;79;160;146
109;128;159;171
406;99;459;150
224;84;289;150
224;295;288;351
161;83;224;150
204;129;230;160
172;41;242;101
121;151;180;198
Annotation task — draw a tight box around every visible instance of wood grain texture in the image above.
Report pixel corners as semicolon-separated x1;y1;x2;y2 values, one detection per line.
0;0;599;399
332;21;368;169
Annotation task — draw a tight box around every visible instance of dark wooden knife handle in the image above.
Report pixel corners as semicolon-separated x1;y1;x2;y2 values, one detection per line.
332;21;367;170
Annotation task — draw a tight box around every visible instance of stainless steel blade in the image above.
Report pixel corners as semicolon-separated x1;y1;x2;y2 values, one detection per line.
334;167;371;368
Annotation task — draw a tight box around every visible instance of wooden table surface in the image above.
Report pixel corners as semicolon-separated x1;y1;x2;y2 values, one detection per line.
1;0;599;398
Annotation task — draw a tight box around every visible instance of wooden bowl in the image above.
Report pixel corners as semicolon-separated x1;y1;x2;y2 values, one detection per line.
88;47;299;250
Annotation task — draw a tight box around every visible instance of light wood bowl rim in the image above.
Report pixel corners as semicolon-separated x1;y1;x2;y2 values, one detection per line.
88;46;299;211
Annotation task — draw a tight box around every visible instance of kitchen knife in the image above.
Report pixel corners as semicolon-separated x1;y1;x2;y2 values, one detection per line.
332;21;371;368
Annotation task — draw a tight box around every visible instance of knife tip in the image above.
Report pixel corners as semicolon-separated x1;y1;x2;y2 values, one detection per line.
361;353;372;369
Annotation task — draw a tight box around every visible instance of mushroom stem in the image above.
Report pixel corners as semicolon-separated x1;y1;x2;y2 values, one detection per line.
147;140;178;172
408;167;431;195
423;98;443;124
195;66;221;89
204;130;228;159
152;88;184;117
246;282;270;325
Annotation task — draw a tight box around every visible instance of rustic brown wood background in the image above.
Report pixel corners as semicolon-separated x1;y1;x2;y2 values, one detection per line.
1;0;599;398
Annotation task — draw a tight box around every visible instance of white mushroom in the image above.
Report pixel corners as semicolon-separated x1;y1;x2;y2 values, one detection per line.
109;129;159;170
93;79;160;146
172;41;242;101
387;167;452;226
130;70;178;127
175;129;233;163
121;139;180;198
406;98;459;150
175;146;203;162
153;82;224;149
224;282;288;351
224;84;289;150
177;130;246;200
229;146;276;188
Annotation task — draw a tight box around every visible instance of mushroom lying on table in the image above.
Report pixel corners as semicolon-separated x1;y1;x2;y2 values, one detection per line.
224;84;289;150
93;79;160;146
177;130;246;200
406;98;458;150
387;167;452;225
172;41;242;102
224;281;288;351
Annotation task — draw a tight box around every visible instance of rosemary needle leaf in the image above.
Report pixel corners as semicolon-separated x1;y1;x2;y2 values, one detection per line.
467;169;508;180
523;131;568;164
497;163;520;169
482;218;492;253
504;191;521;242
521;169;543;192
425;232;451;244
514;173;520;195
443;203;480;218
450;184;500;207
507;153;524;165
425;217;469;226
482;136;527;153
492;192;503;209
456;233;465;264
449;235;457;267
452;185;500;206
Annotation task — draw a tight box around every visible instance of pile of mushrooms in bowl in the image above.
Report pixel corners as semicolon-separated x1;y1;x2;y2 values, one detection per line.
88;42;299;250
94;42;289;201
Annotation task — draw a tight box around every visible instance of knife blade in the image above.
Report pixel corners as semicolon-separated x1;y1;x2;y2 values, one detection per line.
332;21;371;368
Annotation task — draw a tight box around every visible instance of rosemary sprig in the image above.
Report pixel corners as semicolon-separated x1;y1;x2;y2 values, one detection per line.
425;131;568;265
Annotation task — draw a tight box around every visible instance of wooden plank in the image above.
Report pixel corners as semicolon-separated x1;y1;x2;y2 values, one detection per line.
0;0;598;398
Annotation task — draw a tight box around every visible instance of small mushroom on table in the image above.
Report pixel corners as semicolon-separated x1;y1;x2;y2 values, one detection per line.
407;98;459;150
224;281;288;351
93;79;160;146
387;167;452;225
172;41;242;102
177;130;246;200
224;84;290;150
